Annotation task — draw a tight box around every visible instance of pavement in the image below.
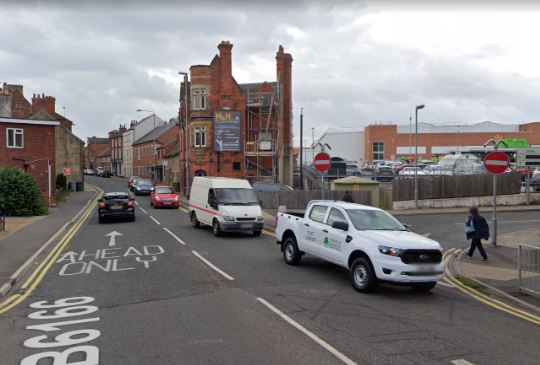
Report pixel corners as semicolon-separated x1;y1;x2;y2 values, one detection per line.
0;184;99;296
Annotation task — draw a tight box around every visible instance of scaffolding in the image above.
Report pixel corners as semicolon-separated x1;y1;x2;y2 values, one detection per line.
244;84;280;183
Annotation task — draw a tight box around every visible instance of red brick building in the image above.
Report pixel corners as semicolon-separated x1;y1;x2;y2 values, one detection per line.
133;121;177;181
178;41;293;193
108;125;127;175
85;137;109;170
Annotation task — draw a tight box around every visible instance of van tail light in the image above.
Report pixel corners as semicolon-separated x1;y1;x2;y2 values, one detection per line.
127;200;134;208
98;202;106;209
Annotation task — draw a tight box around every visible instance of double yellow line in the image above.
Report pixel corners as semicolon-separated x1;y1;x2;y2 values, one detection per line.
0;191;102;314
444;247;540;326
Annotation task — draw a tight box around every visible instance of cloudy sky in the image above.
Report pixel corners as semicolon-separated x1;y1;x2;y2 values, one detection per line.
3;0;540;145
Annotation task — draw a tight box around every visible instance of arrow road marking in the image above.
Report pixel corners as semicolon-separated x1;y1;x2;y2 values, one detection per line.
105;231;123;247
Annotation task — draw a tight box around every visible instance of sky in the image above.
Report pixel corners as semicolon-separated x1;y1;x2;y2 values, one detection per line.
2;0;540;145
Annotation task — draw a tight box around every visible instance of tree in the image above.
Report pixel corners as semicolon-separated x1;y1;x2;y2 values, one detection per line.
0;167;48;216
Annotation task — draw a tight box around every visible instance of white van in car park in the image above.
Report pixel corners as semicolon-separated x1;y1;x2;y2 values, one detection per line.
275;200;444;293
189;177;264;237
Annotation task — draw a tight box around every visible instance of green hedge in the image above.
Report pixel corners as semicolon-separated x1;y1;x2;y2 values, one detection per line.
0;167;48;216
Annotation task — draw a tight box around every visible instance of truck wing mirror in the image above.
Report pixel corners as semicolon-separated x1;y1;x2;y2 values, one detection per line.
332;221;349;231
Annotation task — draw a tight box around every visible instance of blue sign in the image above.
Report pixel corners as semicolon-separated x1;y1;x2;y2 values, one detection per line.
214;111;241;152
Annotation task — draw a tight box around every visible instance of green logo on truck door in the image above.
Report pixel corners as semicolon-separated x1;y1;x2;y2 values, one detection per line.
323;237;329;248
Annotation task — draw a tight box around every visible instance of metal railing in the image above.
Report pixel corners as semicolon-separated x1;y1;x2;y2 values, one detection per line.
518;244;540;298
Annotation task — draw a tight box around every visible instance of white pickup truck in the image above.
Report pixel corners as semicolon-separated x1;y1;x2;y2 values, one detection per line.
275;201;444;293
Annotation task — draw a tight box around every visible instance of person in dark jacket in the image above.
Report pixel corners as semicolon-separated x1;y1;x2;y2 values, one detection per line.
342;191;354;203
465;206;489;262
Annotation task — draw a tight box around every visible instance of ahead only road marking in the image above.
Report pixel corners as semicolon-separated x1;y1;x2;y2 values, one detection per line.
163;228;186;245
192;250;234;281
256;297;357;365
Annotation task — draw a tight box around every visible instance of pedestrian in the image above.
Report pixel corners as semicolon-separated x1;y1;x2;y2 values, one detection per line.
464;206;489;263
342;191;354;203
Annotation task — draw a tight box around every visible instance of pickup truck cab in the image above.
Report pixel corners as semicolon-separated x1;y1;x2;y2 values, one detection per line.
276;201;444;293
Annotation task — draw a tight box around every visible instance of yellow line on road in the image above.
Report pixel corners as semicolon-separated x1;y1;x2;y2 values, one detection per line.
178;206;189;213
444;254;540;325
0;190;101;314
262;229;275;238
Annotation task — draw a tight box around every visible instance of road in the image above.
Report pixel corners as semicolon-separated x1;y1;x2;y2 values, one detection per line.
1;176;539;365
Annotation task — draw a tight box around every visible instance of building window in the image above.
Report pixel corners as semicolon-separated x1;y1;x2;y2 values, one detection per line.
233;162;241;171
192;88;207;110
372;141;384;160
6;128;24;148
194;126;207;147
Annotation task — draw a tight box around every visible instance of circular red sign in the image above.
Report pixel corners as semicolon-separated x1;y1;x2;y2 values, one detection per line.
483;151;510;175
314;152;331;173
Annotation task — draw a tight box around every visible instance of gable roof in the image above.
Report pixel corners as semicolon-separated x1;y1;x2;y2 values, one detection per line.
133;122;176;146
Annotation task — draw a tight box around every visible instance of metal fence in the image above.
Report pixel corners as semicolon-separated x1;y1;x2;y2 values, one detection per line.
518;244;540;298
255;190;372;210
392;172;522;201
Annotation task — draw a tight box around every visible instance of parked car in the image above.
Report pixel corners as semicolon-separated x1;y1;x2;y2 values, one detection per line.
84;169;94;175
97;192;135;223
95;167;105;176
102;170;111;178
128;176;139;190
346;163;361;176
150;185;180;208
275;200;444;293
189;177;264;237
252;182;293;192
398;167;426;177
530;173;540;191
374;166;395;182
133;179;153;195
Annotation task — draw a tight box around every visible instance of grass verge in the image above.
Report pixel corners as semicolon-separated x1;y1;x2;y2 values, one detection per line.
457;275;491;296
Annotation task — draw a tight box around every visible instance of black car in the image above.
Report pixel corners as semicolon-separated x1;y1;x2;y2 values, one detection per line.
374;166;395;182
133;179;153;195
98;192;135;223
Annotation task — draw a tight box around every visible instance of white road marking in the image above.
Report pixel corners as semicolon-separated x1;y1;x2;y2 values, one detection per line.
192;250;234;281
256;297;357;365
451;359;475;365
163;228;186;245
139;207;148;214
105;231;123;247
135;201;139;206
423;232;431;237
150;216;161;225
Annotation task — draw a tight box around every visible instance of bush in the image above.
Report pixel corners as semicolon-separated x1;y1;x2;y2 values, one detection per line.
0;167;48;216
56;173;67;189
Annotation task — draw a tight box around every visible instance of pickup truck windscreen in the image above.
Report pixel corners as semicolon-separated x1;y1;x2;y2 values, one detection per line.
215;188;259;206
346;209;407;231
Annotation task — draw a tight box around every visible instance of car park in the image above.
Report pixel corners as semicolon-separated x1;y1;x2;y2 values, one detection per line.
276;200;444;293
97;192;135;223
133;179;153;195
189;177;264;237
150;185;180;208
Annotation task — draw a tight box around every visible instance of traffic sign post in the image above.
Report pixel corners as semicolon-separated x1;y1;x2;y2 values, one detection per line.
314;152;331;199
483;150;510;247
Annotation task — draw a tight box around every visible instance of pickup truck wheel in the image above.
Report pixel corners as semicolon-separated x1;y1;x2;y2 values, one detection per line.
283;237;301;265
411;282;437;292
212;219;222;237
191;212;200;228
350;257;377;293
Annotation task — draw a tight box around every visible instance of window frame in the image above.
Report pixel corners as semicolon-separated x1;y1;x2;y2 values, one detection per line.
308;205;328;223
192;88;207;111
372;141;384;160
193;125;207;148
326;208;348;227
6;128;24;148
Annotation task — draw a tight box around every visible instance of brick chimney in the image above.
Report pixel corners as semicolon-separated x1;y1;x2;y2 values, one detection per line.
276;45;293;186
31;93;56;115
218;41;233;95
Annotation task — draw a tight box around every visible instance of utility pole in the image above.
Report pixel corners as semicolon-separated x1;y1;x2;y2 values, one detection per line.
300;107;303;190
414;104;425;209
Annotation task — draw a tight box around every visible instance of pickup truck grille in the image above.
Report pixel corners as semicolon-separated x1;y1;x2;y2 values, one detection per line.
400;249;442;264
236;218;256;221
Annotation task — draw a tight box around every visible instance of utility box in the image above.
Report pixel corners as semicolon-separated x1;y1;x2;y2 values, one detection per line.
331;176;381;208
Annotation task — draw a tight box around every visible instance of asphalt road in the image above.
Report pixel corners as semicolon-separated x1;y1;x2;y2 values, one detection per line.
1;176;539;365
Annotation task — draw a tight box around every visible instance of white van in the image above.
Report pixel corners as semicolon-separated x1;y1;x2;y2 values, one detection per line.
189;177;264;236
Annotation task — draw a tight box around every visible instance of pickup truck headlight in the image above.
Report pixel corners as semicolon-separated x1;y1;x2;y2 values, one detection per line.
257;216;264;222
223;216;235;221
378;245;403;257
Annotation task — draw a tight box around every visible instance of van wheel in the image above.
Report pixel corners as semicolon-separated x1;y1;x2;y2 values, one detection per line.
212;219;222;237
283;236;301;265
191;212;200;228
411;282;437;292
350;257;377;293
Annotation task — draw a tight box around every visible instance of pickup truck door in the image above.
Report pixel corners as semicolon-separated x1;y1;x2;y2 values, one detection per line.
300;205;329;255
322;208;349;265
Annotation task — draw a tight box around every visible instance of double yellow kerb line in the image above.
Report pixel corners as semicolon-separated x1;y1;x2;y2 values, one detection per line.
0;188;103;315
443;248;540;326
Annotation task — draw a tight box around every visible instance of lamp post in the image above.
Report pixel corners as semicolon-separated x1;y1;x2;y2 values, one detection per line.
178;71;189;195
300;107;304;190
414;104;425;209
136;109;156;182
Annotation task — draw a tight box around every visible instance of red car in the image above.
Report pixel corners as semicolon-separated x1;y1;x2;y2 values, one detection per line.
150;185;180;208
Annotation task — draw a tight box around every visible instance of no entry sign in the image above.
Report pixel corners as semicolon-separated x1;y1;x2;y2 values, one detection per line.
314;152;331;173
484;151;510;175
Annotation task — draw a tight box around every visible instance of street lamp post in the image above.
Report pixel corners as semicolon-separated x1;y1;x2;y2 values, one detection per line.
300;107;304;190
136;109;156;182
179;71;189;195
414;104;425;209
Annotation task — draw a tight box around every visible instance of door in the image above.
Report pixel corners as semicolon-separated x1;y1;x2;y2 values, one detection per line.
202;188;218;225
323;208;349;265
300;205;328;255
